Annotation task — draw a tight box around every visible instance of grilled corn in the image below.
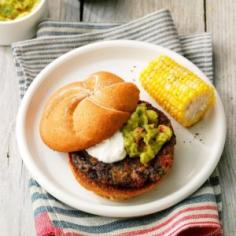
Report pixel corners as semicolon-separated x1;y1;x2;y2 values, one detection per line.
140;55;215;127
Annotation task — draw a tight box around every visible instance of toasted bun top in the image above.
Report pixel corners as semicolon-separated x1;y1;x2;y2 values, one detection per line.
39;71;140;152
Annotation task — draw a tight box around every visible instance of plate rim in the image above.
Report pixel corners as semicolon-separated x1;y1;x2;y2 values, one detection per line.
16;40;226;217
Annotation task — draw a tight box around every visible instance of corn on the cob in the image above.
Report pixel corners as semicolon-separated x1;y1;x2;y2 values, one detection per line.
140;55;215;127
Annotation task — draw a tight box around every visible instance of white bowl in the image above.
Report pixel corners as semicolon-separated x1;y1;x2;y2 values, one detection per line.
0;0;48;46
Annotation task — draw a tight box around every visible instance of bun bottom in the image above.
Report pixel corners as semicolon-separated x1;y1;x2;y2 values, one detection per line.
69;157;170;200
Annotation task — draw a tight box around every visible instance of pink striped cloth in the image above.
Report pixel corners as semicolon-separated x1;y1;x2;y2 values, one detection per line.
13;10;223;236
33;203;221;236
30;180;221;236
34;209;221;236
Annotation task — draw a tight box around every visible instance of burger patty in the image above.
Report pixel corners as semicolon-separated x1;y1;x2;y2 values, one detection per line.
69;102;176;189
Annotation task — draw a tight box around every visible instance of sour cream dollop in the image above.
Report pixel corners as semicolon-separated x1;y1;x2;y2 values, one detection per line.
86;131;126;163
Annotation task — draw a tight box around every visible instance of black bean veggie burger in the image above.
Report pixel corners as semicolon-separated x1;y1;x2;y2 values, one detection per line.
39;71;176;200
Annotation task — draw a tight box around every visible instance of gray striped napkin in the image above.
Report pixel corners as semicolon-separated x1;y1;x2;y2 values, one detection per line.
12;9;222;236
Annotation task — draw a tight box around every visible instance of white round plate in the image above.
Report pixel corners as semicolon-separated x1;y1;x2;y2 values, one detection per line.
16;40;226;217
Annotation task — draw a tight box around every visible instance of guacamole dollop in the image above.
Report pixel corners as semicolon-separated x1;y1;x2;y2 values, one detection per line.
122;103;172;165
0;0;39;21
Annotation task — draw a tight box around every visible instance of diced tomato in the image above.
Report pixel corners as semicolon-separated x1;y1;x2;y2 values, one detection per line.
159;155;172;169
